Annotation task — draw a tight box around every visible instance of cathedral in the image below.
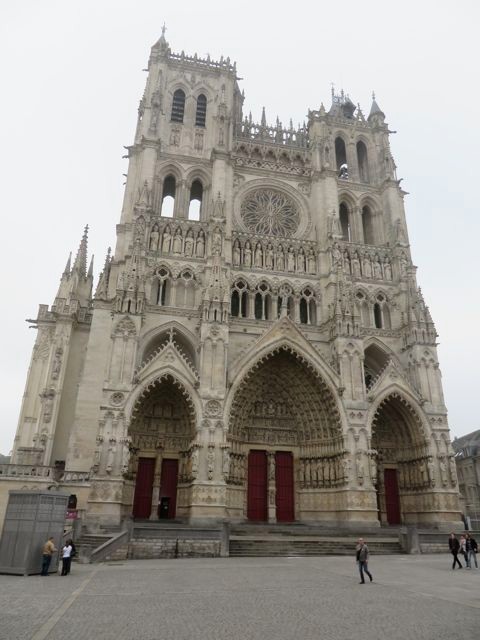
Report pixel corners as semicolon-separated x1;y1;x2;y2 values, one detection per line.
7;30;461;530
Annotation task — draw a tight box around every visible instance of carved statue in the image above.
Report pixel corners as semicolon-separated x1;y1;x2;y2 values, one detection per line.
172;229;183;254
196;231;205;257
373;256;382;279
331;243;342;267
362;254;372;278
307;249;316;274
276;246;285;271
265;244;274;269
233;241;241;266
244;241;252;267
212;227;222;255
184;230;194;256
268;453;275;481
222;448;230;477
149;224;160;251
297;248;305;272
399;254;408;277
383;257;392;280
207;445;215;480
352;252;361;277
328;210;342;238
162;227;172;253
343;250;351;274
356;452;365;485
191;447;199;478
51;348;63;379
287;247;295;272
254;243;263;268
439;457;448;486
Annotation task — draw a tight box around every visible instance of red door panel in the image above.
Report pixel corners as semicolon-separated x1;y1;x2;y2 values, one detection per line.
384;468;401;525
247;450;268;521
132;457;155;518
159;459;179;519
275;452;294;522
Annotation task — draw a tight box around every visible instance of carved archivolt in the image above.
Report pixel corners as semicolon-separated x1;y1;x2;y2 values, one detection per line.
229;346;342;448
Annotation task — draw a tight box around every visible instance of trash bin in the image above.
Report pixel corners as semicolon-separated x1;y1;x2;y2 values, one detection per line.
158;497;170;519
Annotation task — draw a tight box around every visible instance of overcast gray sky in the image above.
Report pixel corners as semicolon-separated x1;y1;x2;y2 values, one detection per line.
1;0;478;454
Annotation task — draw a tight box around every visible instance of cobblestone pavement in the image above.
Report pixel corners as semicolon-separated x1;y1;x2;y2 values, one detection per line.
1;555;479;640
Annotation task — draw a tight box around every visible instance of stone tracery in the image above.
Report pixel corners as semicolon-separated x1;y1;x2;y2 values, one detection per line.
240;189;300;237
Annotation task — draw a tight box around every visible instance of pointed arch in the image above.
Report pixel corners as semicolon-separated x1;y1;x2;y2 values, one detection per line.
138;321;198;370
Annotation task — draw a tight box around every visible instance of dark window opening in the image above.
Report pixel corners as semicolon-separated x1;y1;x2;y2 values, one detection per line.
339;203;351;241
357;141;369;183
231;290;240;317
374;303;382;328
171;89;186;123
195;94;207;127
362;206;374;244
300;298;308;324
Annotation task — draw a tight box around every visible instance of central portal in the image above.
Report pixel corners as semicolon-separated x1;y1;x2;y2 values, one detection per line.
229;347;344;524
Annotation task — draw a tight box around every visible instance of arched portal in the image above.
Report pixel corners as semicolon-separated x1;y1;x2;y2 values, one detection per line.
371;393;432;525
125;375;196;520
227;347;345;523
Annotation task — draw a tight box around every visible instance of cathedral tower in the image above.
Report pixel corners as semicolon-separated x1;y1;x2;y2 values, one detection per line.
7;30;460;529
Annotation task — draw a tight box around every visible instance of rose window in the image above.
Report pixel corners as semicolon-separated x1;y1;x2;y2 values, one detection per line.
240;189;300;236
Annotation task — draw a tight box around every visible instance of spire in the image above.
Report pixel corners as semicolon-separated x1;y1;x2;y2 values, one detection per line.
63;252;72;276
261;106;266;127
72;225;89;277
152;22;169;54
368;91;385;120
87;255;94;279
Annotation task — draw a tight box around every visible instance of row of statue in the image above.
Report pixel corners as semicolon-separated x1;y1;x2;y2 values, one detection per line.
148;224;207;257
233;238;317;274
331;242;399;280
298;455;349;488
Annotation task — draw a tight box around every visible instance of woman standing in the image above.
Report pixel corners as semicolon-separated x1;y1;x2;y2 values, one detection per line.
61;539;73;576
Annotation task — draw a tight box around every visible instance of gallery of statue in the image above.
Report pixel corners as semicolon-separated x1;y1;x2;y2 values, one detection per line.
8;31;461;530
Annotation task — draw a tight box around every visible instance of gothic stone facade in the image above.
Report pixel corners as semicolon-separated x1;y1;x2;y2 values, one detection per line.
8;32;461;529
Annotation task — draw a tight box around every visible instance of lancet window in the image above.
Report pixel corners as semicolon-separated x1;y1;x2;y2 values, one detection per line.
335;136;348;178
299;287;316;325
231;280;249;318
161;175;176;217
373;294;391;329
357;141;369;183
171;89;186;123
188;180;203;221
195;94;207;127
362;205;375;244
254;282;272;320
339;202;351;241
151;267;171;306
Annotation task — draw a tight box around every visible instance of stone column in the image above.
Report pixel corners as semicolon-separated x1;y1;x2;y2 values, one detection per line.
150;448;163;519
267;451;276;523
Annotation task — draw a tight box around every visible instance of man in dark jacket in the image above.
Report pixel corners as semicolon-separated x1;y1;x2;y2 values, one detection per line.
465;533;478;569
355;538;373;584
448;532;463;569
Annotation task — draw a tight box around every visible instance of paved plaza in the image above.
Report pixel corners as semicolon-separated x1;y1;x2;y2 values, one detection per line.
1;555;479;640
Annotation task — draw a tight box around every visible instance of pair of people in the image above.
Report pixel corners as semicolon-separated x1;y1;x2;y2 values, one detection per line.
449;532;478;569
355;538;373;584
40;536;76;576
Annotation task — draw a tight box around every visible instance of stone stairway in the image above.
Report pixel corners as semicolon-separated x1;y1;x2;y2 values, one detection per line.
74;533;115;558
229;524;403;557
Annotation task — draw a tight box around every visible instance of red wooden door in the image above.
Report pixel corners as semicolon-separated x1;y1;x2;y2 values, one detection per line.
247;450;268;521
275;452;294;522
132;457;155;518
159;459;179;519
384;468;401;525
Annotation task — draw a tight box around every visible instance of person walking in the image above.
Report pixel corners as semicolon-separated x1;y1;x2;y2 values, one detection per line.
459;535;468;567
448;532;463;569
40;536;57;576
356;538;373;584
465;533;478;569
61;539;73;576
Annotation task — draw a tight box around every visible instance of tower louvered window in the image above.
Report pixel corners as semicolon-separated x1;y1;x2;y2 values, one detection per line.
171;89;186;123
195;94;207;127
